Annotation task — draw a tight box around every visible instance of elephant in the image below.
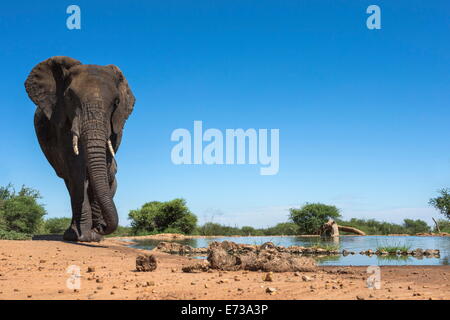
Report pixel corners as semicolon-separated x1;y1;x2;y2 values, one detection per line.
24;56;135;242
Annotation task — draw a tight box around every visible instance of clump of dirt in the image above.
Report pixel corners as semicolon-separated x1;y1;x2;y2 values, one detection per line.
155;241;194;254
182;261;210;273
207;241;316;272
154;241;209;255
136;254;157;272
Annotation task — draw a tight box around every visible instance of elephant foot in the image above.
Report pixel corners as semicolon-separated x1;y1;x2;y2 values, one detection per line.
63;227;103;242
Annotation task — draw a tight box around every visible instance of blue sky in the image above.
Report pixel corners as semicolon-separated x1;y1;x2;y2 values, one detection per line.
0;1;449;227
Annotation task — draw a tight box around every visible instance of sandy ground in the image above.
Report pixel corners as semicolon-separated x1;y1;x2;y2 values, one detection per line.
0;238;449;300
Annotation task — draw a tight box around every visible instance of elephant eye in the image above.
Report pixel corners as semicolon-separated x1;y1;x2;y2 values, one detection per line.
115;98;120;105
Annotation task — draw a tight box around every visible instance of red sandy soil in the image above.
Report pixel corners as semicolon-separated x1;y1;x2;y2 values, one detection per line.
0;239;448;300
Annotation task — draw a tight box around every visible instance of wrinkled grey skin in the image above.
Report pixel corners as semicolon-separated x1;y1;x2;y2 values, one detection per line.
25;56;135;242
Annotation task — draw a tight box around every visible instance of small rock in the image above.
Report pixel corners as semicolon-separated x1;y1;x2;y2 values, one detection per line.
87;266;95;273
266;287;277;294
301;275;312;282
263;272;273;282
143;281;155;287
356;295;365;300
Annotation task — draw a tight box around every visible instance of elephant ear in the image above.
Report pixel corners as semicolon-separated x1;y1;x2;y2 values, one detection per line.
25;56;81;122
108;65;135;135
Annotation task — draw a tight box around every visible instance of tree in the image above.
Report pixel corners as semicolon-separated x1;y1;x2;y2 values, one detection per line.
290;203;341;234
129;198;197;235
44;217;71;234
402;219;430;234
241;226;256;235
429;189;450;220
0;184;46;234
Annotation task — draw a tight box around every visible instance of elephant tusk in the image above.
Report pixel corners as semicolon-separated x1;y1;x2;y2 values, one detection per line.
72;135;79;156
107;139;115;157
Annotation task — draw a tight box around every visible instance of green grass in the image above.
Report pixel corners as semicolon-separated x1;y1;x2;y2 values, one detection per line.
376;241;411;253
306;240;340;251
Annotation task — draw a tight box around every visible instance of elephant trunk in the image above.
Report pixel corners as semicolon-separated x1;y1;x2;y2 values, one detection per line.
81;101;118;235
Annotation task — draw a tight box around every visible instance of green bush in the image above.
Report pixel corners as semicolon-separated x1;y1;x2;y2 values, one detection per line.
290;203;341;235
129;198;197;235
43;217;71;234
403;219;430;234
196;222;243;236
241;226;256;236
0;229;31;240
264;222;299;235
106;225;133;237
0;184;46;234
434;219;450;233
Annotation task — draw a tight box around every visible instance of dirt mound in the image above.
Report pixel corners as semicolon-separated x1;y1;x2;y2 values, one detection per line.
136;254;157;272
154;241;208;255
155;241;193;254
207;241;316;272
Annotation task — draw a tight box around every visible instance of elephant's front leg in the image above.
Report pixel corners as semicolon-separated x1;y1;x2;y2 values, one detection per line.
63;179;102;242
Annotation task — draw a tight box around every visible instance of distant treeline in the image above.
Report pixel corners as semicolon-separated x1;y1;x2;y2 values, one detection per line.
2;184;450;239
190;219;448;236
108;218;450;237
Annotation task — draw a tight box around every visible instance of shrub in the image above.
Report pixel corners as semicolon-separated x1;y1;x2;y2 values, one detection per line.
0;229;31;240
43;217;71;234
0;184;46;234
434;219;450;233
128;198;197;235
290;203;341;234
264;222;299;235
106;225;133;237
403;219;430;234
196;222;242;236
